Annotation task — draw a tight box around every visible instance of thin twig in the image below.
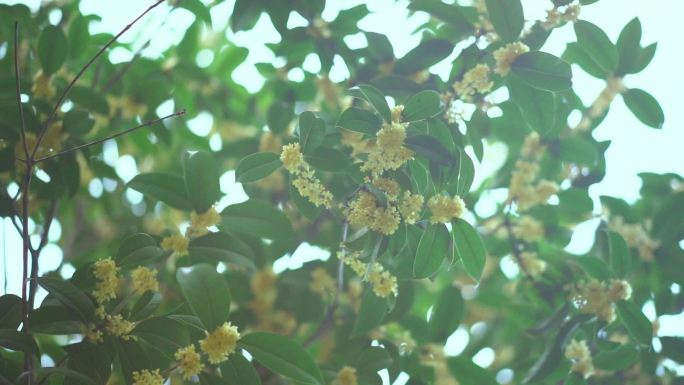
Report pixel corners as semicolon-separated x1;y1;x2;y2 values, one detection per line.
33;110;185;163
28;199;57;309
30;0;166;161
14;23;28;160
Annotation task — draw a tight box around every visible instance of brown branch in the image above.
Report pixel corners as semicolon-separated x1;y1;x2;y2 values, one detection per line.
14;23;29;160
28;199;58;309
32;110;185;163
30;0;166;161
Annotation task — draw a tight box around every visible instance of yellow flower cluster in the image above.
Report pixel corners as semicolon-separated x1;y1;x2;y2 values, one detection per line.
398;191;425;224
175;344;204;380
105;314;136;340
337;251;398;298
92;257;120;304
427;194;466;224
82;323;103;343
564;339;594;379
373;177;401;201
542;4;581;30
569;279;632;322
512;215;545;242
161;233;189;256
509;134;559;211
188;207;221;237
199;322;241;364
493;42;530;76
518;251;547;277
32;71;55;100
361;121;414;177
280;143;334;208
309;267;336;298
608;217;659;262
132;369;164;385
132;266;159;293
453;64;493;99
345;191;401;235
335;366;358;385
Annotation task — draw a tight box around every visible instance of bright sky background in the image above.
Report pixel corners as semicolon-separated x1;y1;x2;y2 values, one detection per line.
1;0;683;376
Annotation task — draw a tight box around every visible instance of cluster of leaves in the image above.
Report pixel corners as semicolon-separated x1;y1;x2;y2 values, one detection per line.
0;0;682;385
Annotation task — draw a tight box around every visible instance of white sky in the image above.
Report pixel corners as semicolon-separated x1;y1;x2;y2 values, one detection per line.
1;0;683;362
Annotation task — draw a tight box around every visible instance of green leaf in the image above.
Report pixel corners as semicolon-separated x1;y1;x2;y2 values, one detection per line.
622;88;664;129
65;342;112;385
616;18;642;75
558;136;598;165
574;20;618;74
183;151;222;213
127;172;193;211
0;329;39;357
405;135;455;166
179;0;212;24
604;230;631;278
68;15;90;59
304;146;351;172
572;256;610;281
593;343;639;371
68;86;109;115
354;346;392;374
37;277;94;322
347;84;392;123
408;0;473;32
220;353;262;385
38;25;68;75
189;231;256;269
26;305;82;334
429;285;464;341
0;295;21;329
63;109;95;136
394;39;454;75
115;233;163;268
562;42;606;79
507;74;556;135
298;112;326;154
239;332;324;385
236;152;282;183
114;339;150;385
21;367;96;385
176;264;232;330
353;287;389;335
510;52;573;92
448;356;498;385
451;218;486;281
484;0;524;43
129;292;161;322
221;200;293;240
403;90;443;121
413;223;448;278
267;102;294;134
660;337;684;364
336;107;382;135
616;300;652;346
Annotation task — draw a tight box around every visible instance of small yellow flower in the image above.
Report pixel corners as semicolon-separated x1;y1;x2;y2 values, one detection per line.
427;194;466;224
280;143;304;173
335;366;358;385
131;266;159;293
512;216;544;242
189;208;221;236
373;177;401;201
132;369;164;385
368;269;398;298
92;258;120;304
493;42;530;76
32;70;55;100
518;252;546;277
161;233;189;256
309;267;336;297
82;323;103;343
535;180;559;202
453;64;493;98
399;191;424;224
175;344;204;380
607;279;632;302
200;322;240;364
565;339;594;379
105;314;135;339
292;171;334;208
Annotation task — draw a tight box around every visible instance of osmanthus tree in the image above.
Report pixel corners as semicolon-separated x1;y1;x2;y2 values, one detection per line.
0;0;681;384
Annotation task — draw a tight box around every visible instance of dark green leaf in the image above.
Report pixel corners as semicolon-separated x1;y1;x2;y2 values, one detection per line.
298;111;326;154
660;337;684;364
177;264;232;330
184;151;222;213
429;285;464;341
593;344;639;371
114;339;150;385
235;152;282;183
304;147;351;172
484;0;524;42
452;218;486;281
27;305;82;334
507;74;556;135
179;0;212;24
394;39;454;75
221;200;293;240
405;135;454;166
616;18;642;75
220;353;262;385
347;84;392;123
37;277;94;322
574;20;618;74
622;88;664;129
448;356;498;385
413;223;448;278
268;102;294;134
605;230;631;278
354;287;389;335
63;109;94;136
511;52;573;92
337;107;381;135
68;16;90;59
403;90;443;121
239;332;324;385
188;231;255;269
38;25;68;75
0;295;21;329
65;342;111;385
558;136;598;165
408;0;473;32
0;329;39;357
127;172;193;211
129;292;161;322
115;233;163;268
616;300;652;345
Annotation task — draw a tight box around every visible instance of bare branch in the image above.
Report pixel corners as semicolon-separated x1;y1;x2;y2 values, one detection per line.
34;110;185;163
14;23;29;160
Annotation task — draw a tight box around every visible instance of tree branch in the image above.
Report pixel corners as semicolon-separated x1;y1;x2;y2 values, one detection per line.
14;23;28;160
